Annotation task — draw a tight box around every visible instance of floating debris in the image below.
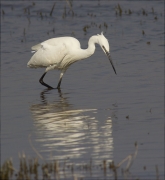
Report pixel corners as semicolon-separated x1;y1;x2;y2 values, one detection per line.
151;7;154;14
66;0;74;16
115;3;123;16
24;8;27;13
126;115;129;119
23;28;26;36
155;165;159;180
40;12;43;19
83;25;90;34
154;16;158;20
27;8;30;15
2;9;5;15
128;9;132;15
50;3;55;16
62;6;66;19
142;8;146;15
104;22;108;29
71;32;75;36
116;3;122;16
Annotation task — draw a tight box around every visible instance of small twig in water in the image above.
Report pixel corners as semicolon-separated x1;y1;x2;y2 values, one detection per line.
155;165;159;180
116;142;138;171
50;3;55;16
66;0;74;15
28;134;44;160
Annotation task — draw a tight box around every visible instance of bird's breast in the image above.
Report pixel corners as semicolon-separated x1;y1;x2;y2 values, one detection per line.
58;53;78;69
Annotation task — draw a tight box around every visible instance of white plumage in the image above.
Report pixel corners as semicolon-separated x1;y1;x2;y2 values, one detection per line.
27;32;116;89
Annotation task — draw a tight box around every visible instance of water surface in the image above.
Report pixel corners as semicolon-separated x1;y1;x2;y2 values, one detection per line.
1;1;164;179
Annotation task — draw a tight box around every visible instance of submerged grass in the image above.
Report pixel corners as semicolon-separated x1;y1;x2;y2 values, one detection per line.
0;155;127;179
1;143;159;180
0;156;160;180
0;157;127;180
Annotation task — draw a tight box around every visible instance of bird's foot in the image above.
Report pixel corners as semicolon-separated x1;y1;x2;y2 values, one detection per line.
47;86;55;90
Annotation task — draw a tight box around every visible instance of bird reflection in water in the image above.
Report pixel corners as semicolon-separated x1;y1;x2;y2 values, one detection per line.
29;89;113;164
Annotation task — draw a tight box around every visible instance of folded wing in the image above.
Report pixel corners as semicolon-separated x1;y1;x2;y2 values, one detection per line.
28;42;67;68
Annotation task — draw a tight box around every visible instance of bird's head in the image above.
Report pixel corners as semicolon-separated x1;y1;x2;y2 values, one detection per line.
97;32;117;75
97;32;110;53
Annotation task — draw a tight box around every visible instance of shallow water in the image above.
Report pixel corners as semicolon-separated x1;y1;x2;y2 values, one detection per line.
1;1;164;179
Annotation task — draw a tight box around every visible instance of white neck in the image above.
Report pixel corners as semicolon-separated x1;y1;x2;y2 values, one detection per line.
77;35;99;60
86;35;99;55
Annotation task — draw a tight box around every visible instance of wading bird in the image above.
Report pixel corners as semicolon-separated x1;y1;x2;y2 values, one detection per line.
27;32;117;89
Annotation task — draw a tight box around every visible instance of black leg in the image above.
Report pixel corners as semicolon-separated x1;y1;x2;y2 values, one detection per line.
39;72;54;89
57;70;66;89
57;77;62;89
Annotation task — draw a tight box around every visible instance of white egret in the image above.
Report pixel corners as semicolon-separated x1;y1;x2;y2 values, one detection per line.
27;32;117;89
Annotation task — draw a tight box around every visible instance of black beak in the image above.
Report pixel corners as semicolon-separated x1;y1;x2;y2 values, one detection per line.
102;46;117;75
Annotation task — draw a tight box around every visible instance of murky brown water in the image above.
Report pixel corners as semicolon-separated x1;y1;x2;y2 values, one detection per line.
1;1;164;179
